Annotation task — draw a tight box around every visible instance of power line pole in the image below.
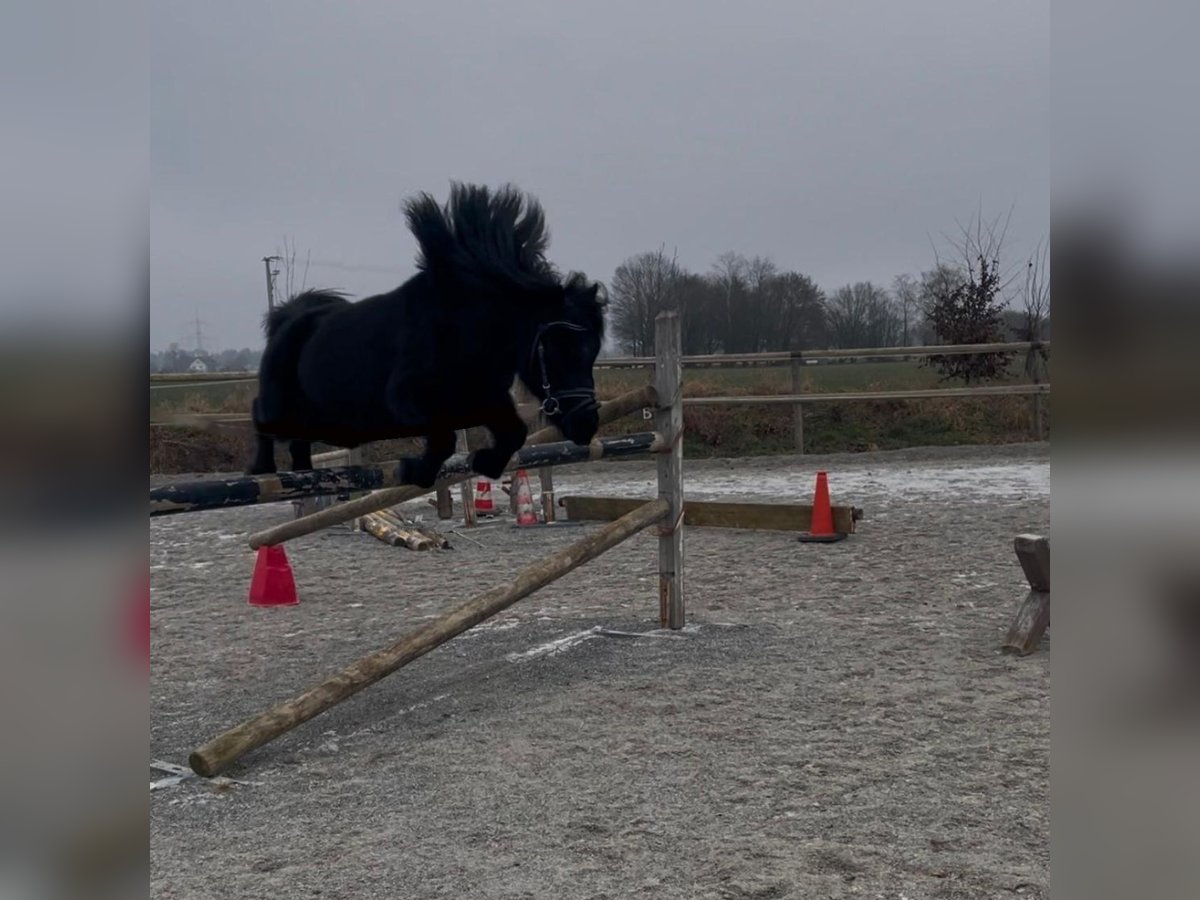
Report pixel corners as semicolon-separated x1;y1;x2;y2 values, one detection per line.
192;313;206;353
263;255;282;312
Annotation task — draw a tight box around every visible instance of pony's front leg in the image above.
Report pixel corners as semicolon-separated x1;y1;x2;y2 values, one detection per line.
246;433;277;475
401;428;456;489
472;400;528;480
288;439;313;472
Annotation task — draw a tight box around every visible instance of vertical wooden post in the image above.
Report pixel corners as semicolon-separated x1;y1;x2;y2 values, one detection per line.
539;468;556;523
655;311;684;629
1027;344;1046;442
789;355;805;453
456;430;477;528
435;486;453;520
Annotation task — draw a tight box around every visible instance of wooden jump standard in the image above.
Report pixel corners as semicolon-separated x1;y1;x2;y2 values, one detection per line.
189;498;670;777
149;431;664;517
1001;533;1050;655
243;382;658;549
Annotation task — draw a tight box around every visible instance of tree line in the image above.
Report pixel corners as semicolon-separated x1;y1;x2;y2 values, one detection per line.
151;344;261;374
605;212;1050;385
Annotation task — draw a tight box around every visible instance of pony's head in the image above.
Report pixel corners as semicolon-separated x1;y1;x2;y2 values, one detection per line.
521;273;607;445
401;181;609;444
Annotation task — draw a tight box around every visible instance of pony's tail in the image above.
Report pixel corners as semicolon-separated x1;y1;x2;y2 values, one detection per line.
262;289;349;340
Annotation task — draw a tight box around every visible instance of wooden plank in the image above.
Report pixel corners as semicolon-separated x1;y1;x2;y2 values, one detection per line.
1002;534;1050;655
189;498;670;776
560;496;860;534
243;383;658;548
655;311;684;630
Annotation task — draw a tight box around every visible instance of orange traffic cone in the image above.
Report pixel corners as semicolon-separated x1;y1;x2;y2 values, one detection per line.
514;469;539;526
798;471;847;543
474;477;495;515
248;545;299;606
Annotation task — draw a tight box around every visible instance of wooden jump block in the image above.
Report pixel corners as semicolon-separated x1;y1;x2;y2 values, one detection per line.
1002;534;1050;656
559;495;862;535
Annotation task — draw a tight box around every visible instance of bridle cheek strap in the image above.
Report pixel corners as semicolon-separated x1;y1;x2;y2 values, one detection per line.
532;322;600;418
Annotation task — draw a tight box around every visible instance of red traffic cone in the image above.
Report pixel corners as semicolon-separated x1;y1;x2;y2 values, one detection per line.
474;477;495;515
798;471;847;543
248;545;299;606
514;469;539;526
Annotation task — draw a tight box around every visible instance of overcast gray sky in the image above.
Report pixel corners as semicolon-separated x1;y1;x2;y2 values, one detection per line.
150;0;1048;351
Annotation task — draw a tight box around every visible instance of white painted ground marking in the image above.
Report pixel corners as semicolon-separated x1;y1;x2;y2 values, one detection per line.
506;626;604;662
506;625;698;663
150;759;259;792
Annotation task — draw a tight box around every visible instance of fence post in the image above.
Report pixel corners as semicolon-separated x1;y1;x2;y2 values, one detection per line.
435;486;453;519
456;430;477;527
790;355;805;453
655;311;684;629
1026;343;1046;442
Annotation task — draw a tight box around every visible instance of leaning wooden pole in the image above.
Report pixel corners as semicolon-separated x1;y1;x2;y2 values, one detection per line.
190;498;670;777
244;383;658;549
655;310;685;629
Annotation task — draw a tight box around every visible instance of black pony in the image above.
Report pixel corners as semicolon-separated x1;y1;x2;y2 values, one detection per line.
247;183;607;488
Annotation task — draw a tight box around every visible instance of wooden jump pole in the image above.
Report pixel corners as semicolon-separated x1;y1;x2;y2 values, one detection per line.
243;383;658;549
189;498;670;776
151;432;663;518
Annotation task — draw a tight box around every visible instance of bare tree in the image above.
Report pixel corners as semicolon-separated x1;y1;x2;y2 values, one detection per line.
775;271;827;350
931;204;1024;303
609;246;682;355
921;206;1020;382
827;282;899;348
275;235;312;300
891;274;921;347
1018;237;1050;374
709;252;751;352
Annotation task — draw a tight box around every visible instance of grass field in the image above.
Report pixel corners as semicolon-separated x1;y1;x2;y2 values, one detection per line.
148;358;1048;473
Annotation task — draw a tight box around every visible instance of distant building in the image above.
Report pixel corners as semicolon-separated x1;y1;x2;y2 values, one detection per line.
188;358;209;373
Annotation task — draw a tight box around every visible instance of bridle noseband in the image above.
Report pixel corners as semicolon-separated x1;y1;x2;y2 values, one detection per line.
531;322;599;419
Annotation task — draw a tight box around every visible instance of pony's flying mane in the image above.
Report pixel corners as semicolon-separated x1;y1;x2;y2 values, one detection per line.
402;182;562;295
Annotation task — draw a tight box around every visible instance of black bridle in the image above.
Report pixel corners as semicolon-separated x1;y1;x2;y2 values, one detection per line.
530;321;599;419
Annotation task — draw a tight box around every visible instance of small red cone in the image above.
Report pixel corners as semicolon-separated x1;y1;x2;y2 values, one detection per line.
798;471;847;543
474;477;495;515
514;469;539;526
248;545;299;606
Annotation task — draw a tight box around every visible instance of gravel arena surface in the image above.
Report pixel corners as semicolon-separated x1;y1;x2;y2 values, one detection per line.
151;443;1050;900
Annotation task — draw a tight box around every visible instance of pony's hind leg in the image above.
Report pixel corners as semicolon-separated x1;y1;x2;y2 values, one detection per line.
472;399;528;480
401;429;455;489
247;433;277;475
288;439;314;472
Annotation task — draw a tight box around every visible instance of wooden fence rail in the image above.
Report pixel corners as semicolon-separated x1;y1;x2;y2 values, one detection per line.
147;340;1049;388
